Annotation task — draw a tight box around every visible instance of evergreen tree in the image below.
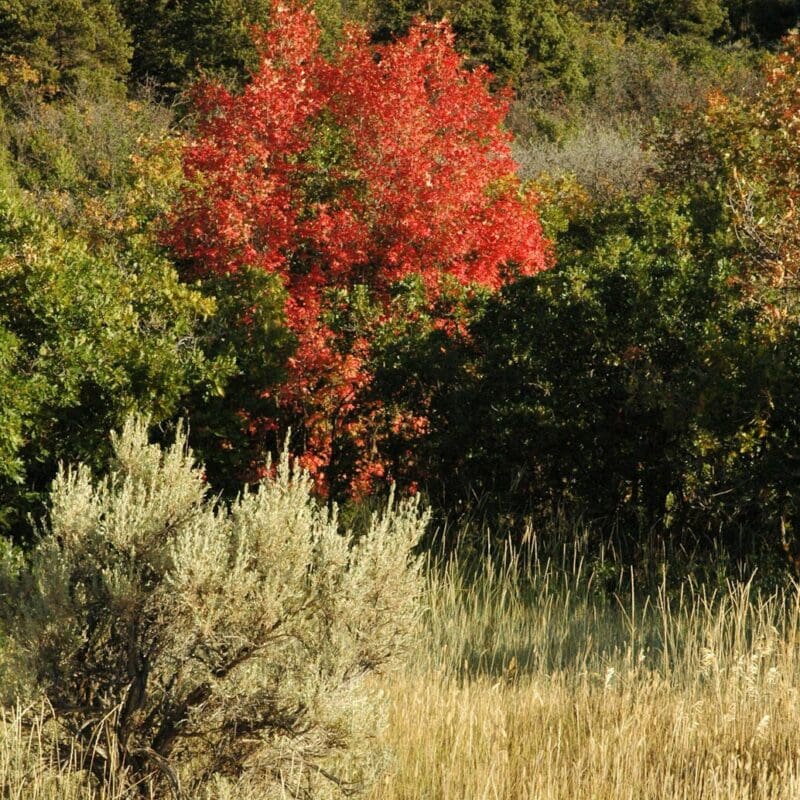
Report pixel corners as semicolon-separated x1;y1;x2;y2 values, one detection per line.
0;0;130;95
569;0;729;39
643;0;728;38
372;0;586;89
117;0;271;90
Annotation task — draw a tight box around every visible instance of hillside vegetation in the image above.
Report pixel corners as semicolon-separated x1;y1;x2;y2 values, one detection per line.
2;0;800;797
0;0;798;556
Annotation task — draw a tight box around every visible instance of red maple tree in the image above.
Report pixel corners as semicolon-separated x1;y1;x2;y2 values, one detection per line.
165;1;549;496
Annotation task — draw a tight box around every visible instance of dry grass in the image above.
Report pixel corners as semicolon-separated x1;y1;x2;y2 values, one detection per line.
0;703;127;799
370;546;800;800
4;540;800;798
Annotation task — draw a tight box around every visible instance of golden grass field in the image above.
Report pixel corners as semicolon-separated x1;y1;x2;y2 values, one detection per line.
369;545;800;800
4;540;800;799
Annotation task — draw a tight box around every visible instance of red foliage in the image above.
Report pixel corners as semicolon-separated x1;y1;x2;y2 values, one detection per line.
165;1;549;496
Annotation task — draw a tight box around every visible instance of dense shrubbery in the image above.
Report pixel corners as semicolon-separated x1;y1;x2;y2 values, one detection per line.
0;189;223;538
391;37;800;562
5;1;800;796
409;192;747;539
0;0;797;548
3;86;173;214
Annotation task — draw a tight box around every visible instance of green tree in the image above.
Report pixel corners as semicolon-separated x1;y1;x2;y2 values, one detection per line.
648;0;728;38
0;0;130;96
117;0;269;90
2;94;293;513
573;0;729;38
0;190;223;539
372;0;587;90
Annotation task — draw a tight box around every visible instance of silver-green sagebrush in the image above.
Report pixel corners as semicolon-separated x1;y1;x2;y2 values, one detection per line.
0;418;427;799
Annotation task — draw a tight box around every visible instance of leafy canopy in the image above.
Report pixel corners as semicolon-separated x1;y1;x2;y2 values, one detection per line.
0;188;218;539
165;1;548;497
404;34;800;559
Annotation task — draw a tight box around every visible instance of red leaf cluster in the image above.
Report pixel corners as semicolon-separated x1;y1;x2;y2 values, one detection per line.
165;1;549;496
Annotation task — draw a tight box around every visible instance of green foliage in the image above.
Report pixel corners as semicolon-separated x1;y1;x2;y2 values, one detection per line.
313;0;376;50
0;78;293;522
516;1;588;96
0;328;26;489
2;86;174;220
569;0;798;43
0;0;130;96
569;0;728;38
117;0;270;90
117;0;379;90
0;417;426;797
637;0;729;38
0;192;219;539
371;0;587;91
401;46;800;559
183;267;293;496
395;191;741;535
582;24;758;117
505;9;763;204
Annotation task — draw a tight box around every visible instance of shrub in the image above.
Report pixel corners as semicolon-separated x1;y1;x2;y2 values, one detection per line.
405;37;800;559
0;87;293;534
4;86;174;214
419;193;731;537
182;266;294;497
0;417;426;798
0;190;220;540
512;118;653;196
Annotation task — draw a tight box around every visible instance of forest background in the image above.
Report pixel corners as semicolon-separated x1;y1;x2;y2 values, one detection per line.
1;0;800;579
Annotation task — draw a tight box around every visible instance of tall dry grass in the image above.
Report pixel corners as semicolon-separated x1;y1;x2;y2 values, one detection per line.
3;538;800;798
0;702;127;799
370;543;800;800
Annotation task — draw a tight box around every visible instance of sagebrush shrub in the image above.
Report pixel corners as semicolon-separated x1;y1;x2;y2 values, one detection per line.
0;418;426;798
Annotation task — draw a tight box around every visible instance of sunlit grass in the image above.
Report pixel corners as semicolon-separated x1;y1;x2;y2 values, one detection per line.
0;702;127;800
370;541;800;800
4;536;800;798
